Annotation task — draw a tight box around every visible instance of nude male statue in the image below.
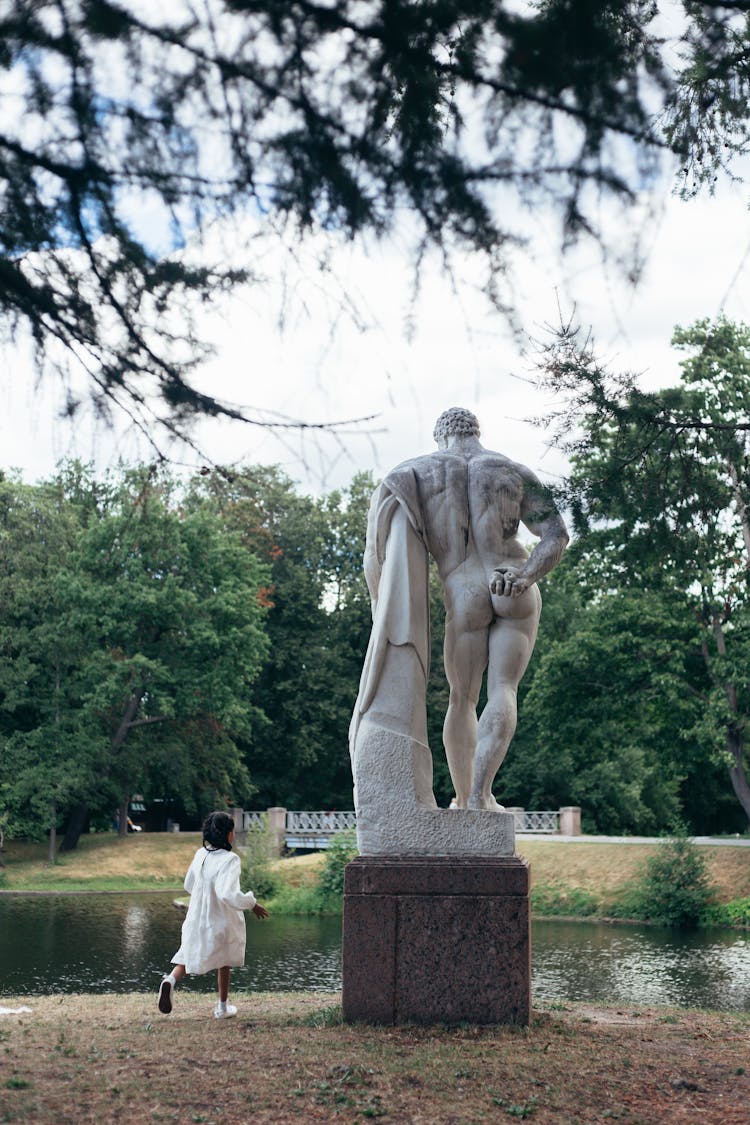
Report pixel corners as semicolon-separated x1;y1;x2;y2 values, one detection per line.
383;407;569;811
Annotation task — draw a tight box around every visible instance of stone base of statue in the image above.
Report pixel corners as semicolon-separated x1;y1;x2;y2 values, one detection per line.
342;855;531;1026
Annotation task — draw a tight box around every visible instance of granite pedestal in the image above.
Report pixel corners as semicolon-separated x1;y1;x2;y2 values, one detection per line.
342;855;530;1026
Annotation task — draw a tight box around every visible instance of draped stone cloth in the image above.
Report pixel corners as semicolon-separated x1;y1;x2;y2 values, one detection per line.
350;476;430;750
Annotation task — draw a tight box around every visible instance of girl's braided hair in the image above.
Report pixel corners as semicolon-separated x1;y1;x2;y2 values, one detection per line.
202;810;235;851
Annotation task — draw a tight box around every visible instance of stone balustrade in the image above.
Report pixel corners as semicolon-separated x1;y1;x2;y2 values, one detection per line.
233;805;582;850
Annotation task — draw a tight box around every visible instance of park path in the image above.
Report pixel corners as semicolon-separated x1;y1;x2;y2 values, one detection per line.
518;834;750;846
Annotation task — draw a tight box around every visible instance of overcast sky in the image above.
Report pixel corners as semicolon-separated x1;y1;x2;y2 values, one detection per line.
2;171;749;496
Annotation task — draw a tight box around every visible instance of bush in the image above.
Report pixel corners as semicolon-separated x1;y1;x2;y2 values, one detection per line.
266;882;327;915
627;833;715;927
531;882;600;917
702;897;750;928
317;829;359;904
240;817;280;901
262;832;359;915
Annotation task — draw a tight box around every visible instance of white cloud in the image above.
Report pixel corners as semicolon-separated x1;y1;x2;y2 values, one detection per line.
2;178;749;494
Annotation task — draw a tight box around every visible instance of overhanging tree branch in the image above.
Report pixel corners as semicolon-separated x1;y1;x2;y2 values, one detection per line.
2;0;750;445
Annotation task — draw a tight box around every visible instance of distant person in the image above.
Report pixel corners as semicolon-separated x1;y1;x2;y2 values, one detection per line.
157;810;269;1019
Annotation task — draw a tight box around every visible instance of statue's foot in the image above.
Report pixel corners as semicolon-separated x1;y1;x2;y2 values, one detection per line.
467;794;505;812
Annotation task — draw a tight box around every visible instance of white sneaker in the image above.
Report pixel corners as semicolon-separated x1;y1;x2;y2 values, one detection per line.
214;1003;237;1019
158;977;173;1014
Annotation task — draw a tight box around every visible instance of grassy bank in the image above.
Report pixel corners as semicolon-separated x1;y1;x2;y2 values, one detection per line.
0;992;747;1123
0;833;201;892
2;834;749;924
519;840;750;924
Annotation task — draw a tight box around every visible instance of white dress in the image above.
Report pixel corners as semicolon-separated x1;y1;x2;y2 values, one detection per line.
172;846;257;975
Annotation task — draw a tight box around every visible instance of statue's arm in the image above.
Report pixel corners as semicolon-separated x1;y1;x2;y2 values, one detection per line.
516;469;568;584
492;469;568;597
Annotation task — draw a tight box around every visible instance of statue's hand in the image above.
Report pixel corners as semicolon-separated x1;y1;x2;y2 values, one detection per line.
490;567;530;598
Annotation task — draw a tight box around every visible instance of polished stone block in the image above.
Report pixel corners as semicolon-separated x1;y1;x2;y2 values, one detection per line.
342;856;530;1026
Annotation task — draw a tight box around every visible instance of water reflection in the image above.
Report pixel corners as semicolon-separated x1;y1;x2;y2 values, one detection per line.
1;895;748;1011
0;895;342;996
123;905;149;957
531;920;750;1011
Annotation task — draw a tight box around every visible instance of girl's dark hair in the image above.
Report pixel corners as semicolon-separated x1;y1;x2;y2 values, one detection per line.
202;811;235;851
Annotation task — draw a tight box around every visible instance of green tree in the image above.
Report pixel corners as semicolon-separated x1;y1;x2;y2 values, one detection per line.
187;466;373;809
66;465;271;844
425;562;455;808
3;2;750;436
500;571;710;833
0;462;271;851
539;316;750;830
0;469;104;857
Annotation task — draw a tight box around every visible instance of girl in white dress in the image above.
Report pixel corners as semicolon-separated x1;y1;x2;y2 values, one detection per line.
157;810;269;1019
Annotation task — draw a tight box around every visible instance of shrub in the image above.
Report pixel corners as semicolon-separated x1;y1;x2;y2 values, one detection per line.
266;882;326;915
531;882;600;917
240;816;280;901
628;833;714;927
702;897;750;928
317;829;359;903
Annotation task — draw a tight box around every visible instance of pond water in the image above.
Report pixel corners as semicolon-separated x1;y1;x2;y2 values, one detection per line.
1;894;748;1011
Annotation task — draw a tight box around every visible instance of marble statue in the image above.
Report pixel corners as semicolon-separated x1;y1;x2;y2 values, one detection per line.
350;407;569;856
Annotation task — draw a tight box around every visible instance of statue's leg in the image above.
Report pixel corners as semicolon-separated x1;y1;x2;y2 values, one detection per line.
468;604;540;811
442;616;489;808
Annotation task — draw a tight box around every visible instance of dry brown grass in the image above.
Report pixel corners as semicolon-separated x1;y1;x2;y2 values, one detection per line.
0;992;747;1123
0;835;327;893
273;851;326;888
0;834;203;890
518;841;750;906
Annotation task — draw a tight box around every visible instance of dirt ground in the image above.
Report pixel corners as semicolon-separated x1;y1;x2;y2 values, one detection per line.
0;992;747;1124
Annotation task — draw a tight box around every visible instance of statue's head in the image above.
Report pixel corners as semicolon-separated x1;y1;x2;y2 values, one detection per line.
433;407;480;444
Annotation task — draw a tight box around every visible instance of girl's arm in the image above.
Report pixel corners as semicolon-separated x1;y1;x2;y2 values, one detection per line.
215;853;259;911
183;849;202;893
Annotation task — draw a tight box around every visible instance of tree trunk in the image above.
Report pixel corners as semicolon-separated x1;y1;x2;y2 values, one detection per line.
727;460;750;564
59;803;89;852
47;802;57;864
118;793;130;839
727;728;750;830
706;614;750;828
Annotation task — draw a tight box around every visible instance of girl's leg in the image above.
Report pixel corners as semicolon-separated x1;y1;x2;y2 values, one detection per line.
214;967;236;1018
217;966;230;1002
158;964;186;1014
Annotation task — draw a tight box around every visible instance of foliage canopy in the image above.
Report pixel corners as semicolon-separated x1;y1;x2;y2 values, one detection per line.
535;315;750;829
0;462;271;848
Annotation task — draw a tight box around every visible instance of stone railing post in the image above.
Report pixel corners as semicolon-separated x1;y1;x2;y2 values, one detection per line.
267;807;287;854
230;807;246;846
559;806;581;836
505;807;525;832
